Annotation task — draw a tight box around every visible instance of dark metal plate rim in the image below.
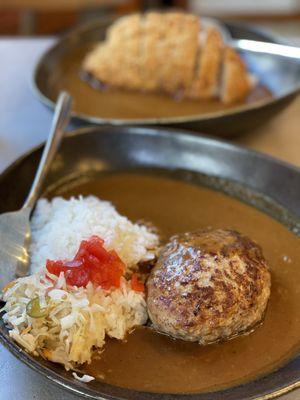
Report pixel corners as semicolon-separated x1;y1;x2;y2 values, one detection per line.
31;17;300;125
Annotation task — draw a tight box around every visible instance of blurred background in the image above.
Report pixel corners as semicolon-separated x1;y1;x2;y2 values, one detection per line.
0;0;300;41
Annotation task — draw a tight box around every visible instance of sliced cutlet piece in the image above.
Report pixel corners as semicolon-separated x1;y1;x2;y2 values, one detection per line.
83;43;105;79
220;47;252;103
83;43;123;86
142;12;166;92
83;14;144;90
142;12;199;94
159;12;199;94
188;27;223;99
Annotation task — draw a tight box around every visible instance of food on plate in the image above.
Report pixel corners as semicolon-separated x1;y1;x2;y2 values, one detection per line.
83;12;254;103
1;196;159;369
29;196;158;274
1;196;272;378
2;258;147;368
147;228;271;344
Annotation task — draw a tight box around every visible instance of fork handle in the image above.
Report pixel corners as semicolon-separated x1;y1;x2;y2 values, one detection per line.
233;39;300;60
23;92;72;210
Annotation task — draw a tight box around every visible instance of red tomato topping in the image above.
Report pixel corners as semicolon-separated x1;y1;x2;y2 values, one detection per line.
46;236;125;289
131;273;145;292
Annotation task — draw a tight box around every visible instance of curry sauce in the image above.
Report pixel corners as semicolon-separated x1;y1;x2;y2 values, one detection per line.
59;173;300;393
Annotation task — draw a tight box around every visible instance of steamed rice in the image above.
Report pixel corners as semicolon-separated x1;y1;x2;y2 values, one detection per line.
30;196;158;274
1;196;159;370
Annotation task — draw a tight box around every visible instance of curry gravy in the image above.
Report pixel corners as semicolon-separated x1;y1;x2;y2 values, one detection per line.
48;45;272;120
60;173;300;393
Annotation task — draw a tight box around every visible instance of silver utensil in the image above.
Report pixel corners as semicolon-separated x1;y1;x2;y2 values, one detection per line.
233;39;300;60
0;91;72;290
202;17;300;60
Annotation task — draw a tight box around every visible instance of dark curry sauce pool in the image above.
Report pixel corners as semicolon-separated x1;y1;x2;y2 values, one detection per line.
57;173;300;393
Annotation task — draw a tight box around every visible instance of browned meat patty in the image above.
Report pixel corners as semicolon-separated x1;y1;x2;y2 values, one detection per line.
146;229;271;344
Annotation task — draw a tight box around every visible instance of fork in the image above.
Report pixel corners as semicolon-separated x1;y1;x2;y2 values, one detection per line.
202;17;300;60
0;91;72;290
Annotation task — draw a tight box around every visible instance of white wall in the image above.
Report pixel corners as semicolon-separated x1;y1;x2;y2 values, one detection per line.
189;0;300;15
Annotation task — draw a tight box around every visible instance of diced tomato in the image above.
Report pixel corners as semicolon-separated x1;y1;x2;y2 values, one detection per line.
45;236;126;289
85;236;106;260
46;260;65;275
131;273;145;292
74;240;89;261
65;267;90;287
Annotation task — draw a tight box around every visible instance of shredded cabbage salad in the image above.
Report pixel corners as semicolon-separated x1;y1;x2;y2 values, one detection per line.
1;269;147;370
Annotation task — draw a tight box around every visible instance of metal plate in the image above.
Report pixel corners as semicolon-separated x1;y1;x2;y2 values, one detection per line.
0;126;299;400
32;17;300;137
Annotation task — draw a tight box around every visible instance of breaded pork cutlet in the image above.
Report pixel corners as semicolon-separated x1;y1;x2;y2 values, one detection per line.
83;12;255;103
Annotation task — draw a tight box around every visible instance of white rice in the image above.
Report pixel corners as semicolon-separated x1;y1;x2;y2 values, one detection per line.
30;196;158;273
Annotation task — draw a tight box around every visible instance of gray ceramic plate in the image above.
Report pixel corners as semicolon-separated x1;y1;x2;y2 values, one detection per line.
0;126;299;400
32;17;300;138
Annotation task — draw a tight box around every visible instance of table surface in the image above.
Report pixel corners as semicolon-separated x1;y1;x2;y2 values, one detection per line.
0;37;299;400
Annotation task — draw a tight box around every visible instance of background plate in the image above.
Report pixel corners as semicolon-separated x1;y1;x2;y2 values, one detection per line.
32;17;300;137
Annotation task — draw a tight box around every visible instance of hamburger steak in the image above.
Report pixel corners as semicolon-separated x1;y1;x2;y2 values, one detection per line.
146;229;271;344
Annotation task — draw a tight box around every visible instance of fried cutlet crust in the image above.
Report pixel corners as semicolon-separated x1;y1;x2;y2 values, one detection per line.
83;12;253;103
